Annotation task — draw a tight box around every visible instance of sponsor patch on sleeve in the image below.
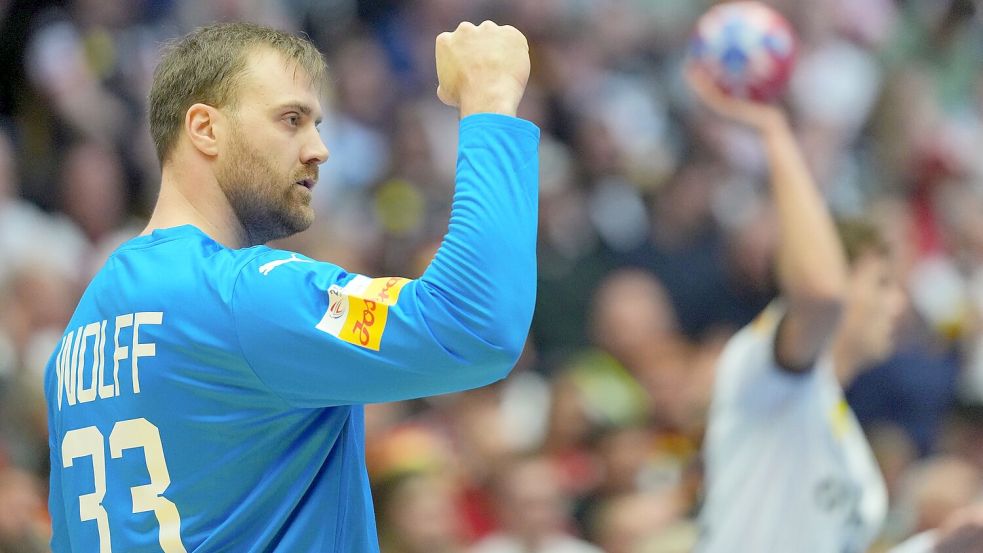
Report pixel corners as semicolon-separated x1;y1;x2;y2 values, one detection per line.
315;276;410;351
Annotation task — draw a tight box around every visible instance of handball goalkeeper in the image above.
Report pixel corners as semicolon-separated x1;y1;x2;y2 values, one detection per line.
44;21;537;552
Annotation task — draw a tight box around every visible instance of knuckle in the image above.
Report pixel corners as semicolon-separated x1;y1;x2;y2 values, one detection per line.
503;25;526;43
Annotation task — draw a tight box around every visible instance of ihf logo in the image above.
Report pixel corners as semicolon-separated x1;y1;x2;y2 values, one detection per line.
814;475;865;551
814;476;860;512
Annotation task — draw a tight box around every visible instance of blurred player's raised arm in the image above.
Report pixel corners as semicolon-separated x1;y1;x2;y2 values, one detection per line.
688;68;846;372
231;22;539;407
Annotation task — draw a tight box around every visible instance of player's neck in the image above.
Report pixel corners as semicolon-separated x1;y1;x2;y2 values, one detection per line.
143;164;249;249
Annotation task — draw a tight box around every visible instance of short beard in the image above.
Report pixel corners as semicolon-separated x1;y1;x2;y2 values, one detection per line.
216;126;315;246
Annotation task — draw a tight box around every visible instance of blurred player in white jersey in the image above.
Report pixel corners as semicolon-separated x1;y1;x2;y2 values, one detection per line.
687;68;906;553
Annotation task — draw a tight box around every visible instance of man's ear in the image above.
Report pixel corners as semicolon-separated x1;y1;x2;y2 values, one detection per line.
185;103;223;157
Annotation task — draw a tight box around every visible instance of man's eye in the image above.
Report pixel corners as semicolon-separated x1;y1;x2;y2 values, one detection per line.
286;115;300;126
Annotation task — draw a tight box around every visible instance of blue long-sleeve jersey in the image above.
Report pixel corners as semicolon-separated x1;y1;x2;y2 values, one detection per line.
44;113;540;552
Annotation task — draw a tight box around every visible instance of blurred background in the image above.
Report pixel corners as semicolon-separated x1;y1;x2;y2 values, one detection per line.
2;0;983;551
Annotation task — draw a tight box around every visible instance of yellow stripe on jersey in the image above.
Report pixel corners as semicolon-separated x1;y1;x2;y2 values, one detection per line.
831;399;851;441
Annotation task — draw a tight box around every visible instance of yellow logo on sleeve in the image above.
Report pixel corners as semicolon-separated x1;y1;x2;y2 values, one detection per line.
364;276;410;306
316;276;410;351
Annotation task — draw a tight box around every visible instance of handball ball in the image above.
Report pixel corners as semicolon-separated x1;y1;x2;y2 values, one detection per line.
688;1;797;102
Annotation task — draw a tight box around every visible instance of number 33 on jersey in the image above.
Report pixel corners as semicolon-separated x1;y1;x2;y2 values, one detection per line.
51;310;184;552
62;419;185;553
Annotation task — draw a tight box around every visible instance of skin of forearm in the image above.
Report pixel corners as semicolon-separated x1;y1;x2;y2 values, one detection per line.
763;114;847;305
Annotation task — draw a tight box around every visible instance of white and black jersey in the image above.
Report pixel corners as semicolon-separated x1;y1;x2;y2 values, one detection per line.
697;305;887;553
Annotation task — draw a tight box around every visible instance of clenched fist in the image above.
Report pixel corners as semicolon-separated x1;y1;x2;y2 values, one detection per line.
435;21;530;117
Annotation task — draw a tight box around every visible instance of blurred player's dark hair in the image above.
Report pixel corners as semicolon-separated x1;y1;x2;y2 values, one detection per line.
836;219;889;265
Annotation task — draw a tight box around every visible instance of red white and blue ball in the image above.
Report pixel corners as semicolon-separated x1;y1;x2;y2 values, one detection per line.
689;1;797;102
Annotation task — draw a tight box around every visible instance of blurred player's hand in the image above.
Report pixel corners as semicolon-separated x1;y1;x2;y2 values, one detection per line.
435;21;530;117
934;504;983;553
685;65;785;132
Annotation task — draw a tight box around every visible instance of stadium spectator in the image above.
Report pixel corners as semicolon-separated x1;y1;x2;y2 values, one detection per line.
374;470;467;553
0;466;49;553
470;455;602;553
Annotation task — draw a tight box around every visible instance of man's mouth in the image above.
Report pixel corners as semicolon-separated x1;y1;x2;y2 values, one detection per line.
296;178;316;191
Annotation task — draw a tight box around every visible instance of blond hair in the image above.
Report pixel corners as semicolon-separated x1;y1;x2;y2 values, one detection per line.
836;218;889;265
148;22;327;164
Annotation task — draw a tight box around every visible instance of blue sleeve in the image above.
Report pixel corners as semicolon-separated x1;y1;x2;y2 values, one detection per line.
49;436;69;552
232;114;539;407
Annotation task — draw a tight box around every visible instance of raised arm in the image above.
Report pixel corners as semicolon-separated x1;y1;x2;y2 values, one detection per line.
416;20;535;355
231;22;539;407
687;68;846;371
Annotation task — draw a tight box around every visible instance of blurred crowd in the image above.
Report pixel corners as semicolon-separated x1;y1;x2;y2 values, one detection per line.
2;0;983;551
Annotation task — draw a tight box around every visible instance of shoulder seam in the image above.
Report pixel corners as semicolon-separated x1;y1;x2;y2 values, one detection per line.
229;250;298;409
